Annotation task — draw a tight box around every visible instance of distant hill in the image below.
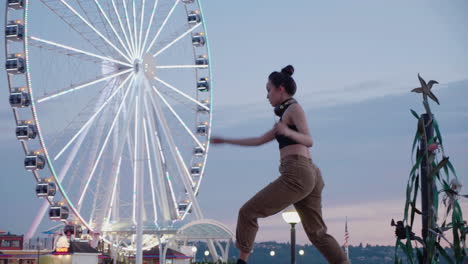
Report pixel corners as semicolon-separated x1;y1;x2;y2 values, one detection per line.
192;241;456;264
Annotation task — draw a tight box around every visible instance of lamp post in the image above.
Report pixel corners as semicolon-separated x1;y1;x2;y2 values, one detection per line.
190;246;197;264
36;237;44;264
204;250;210;263
282;206;301;264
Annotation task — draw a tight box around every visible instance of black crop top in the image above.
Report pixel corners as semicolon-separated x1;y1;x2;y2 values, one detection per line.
275;100;301;149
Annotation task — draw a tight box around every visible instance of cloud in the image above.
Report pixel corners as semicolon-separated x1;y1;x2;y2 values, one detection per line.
213;78;466;130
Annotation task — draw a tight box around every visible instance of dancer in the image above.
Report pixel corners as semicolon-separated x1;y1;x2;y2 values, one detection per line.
211;65;349;264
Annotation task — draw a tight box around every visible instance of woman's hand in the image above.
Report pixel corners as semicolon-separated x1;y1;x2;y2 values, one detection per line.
210;136;225;144
273;121;290;136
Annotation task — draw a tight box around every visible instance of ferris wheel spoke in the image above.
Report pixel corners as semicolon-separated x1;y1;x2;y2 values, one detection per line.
106;94;139;224
54;73;133;161
106;157;122;224
29;36;132;67
76;111;112;213
156;65;208;69
89;161;107;223
145;0;181;54
54;79;120;190
77;76;137;208
111;0;136;58
58;0;133;63
92;128;125;229
143;95;179;221
36;68;133;103
140;0;159;58
174;146;195;187
92;0;134;59
74;0;113;58
153;76;210;111
153;23;202;58
132;0;139;57
28;39;100;64
143;118;159;224
151;86;205;151
137;0;147;58
146;86;202;219
39;0;114;57
24;82;115;239
121;0;137;58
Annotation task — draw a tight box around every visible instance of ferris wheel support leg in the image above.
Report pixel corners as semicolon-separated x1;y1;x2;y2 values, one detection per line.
143;95;179;222
135;72;147;264
143;118;161;226
145;83;220;261
146;85;203;215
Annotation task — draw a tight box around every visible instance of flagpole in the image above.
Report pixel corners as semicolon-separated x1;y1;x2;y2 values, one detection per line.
344;217;350;262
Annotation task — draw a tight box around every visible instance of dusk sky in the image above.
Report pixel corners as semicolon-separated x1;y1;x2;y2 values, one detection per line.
1;0;467;247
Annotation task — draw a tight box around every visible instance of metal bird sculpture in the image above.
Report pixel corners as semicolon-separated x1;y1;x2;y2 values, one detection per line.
411;74;440;105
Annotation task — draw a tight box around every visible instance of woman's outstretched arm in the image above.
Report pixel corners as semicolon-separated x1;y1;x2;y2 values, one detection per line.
211;129;275;146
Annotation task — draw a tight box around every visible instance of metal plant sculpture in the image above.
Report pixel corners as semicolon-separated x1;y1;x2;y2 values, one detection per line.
392;74;467;264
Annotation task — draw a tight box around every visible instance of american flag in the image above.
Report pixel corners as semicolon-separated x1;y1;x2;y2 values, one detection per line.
343;217;350;259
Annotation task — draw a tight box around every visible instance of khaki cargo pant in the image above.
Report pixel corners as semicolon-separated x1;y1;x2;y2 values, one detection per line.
235;155;349;264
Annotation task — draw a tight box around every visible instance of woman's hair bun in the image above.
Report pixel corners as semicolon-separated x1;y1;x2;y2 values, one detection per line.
281;65;294;77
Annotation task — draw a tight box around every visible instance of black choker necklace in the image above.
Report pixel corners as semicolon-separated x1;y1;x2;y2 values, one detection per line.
274;98;296;117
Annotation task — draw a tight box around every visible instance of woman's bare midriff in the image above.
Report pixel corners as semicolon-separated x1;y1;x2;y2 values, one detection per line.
279;144;311;159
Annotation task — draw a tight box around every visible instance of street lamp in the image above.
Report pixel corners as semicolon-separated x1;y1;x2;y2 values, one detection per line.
190;247;197;264
204;250;209;263
282;206;301;264
270;250;276;257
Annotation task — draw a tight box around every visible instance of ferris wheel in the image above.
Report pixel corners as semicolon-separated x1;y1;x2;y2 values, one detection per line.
5;0;212;250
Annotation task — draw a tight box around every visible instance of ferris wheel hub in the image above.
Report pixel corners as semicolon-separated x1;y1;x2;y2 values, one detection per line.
142;53;157;79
